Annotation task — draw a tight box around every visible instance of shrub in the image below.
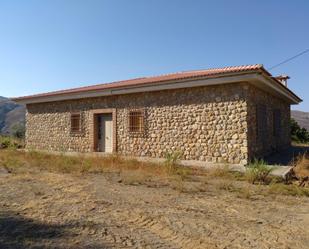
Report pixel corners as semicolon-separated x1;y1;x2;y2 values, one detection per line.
164;151;182;172
291;118;309;143
0;136;12;149
80;158;93;173
245;159;273;184
292;153;309;187
11;123;25;139
0;136;23;149
163;151;193;180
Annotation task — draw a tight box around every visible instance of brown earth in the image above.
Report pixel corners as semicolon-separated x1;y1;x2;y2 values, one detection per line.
0;167;309;249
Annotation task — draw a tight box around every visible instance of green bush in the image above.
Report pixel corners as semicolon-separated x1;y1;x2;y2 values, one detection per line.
0;137;12;149
164;151;182;171
11;123;25;139
291;118;309;143
245;159;273;184
0;136;24;149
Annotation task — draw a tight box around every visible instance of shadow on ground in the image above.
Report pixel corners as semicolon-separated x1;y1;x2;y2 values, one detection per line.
264;145;309;166
0;211;106;249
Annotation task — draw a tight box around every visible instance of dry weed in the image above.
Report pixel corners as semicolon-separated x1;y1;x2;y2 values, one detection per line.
1;150;308;199
0;149;185;180
292;153;309;186
206;165;232;179
120;170;150;185
245;159;273;184
268;183;309;197
170;176;207;193
215;179;238;192
236;187;253;199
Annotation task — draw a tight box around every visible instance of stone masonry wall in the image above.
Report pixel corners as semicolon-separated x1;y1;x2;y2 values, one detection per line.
246;85;290;161
26;83;249;164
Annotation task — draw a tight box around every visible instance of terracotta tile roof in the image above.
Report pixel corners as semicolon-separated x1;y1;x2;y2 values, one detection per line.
13;64;267;101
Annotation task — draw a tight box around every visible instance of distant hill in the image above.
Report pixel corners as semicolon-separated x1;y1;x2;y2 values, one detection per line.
0;96;25;135
291;110;309;131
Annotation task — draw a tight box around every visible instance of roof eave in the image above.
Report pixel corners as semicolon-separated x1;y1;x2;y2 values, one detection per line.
251;73;301;104
11;71;301;105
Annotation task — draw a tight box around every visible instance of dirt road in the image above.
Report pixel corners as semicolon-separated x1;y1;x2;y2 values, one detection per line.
0;170;308;249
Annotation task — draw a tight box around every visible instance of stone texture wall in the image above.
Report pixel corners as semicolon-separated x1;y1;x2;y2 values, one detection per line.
26;83;249;164
246;85;291;160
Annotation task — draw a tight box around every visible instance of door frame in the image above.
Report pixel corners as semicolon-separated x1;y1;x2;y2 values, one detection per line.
90;108;117;153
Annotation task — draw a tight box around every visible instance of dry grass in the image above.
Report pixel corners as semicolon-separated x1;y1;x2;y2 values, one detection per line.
0;149;162;175
120;169;152;185
215;179;238;191
236;187;253;199
245;159;273;184
292;153;309;186
211;179;309;198
268;183;309;197
170;176;208;193
0;149;308;197
0;149;193;183
206;165;232;178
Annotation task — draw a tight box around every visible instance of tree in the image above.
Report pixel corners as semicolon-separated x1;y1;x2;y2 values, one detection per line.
11;123;25;139
291;118;309;143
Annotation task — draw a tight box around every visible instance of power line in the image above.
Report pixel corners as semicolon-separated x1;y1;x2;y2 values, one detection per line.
268;48;309;70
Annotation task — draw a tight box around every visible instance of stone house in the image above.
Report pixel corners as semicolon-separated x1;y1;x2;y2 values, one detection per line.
13;65;301;165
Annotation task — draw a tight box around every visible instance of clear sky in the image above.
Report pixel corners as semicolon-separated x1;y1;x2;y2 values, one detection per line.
0;0;308;111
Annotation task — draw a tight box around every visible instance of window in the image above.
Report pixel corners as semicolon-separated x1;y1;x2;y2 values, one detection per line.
273;109;281;137
256;104;267;143
128;110;144;133
71;113;82;133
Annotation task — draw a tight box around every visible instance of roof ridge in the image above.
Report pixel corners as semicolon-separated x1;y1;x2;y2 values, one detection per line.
139;64;264;79
74;64;264;89
12;64;278;101
179;64;263;73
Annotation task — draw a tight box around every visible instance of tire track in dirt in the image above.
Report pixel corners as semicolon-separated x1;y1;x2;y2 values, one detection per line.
2;171;309;248
41;175;175;248
97;212;174;249
112;210;218;249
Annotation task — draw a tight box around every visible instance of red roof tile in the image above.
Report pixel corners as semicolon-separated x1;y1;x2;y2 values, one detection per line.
13;64;266;101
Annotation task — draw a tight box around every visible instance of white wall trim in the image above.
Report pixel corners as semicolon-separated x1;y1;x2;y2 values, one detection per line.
251;74;300;104
14;73;301;104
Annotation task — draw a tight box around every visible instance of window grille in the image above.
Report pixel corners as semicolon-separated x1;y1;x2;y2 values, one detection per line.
128;110;144;133
71;113;82;133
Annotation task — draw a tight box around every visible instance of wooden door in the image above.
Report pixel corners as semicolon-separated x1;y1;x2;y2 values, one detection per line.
98;114;113;152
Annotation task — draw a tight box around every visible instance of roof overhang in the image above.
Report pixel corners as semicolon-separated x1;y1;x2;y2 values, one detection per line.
12;72;302;105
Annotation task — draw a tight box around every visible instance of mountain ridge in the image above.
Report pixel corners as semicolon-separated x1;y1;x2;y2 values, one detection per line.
291;110;309;130
0;96;25;135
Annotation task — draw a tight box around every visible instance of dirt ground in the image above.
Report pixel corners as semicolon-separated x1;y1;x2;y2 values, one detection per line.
0;168;309;249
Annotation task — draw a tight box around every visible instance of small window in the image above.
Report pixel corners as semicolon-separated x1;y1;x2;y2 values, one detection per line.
71;113;82;133
128;110;144;133
273;109;281;137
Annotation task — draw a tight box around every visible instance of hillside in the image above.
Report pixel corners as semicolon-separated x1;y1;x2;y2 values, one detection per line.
291;110;309;131
0;96;25;135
